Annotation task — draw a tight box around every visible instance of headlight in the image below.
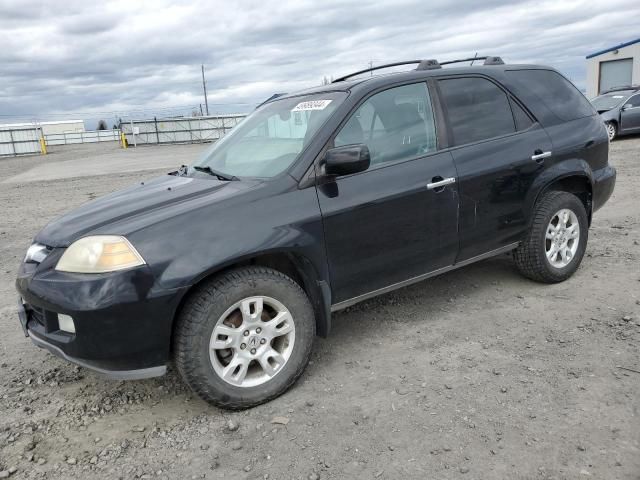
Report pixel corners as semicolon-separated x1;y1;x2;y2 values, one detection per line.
55;235;145;273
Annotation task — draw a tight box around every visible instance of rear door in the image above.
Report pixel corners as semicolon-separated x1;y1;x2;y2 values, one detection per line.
620;94;640;133
316;82;459;304
436;75;553;261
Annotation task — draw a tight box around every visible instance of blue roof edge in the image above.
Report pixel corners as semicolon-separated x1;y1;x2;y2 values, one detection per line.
586;37;640;59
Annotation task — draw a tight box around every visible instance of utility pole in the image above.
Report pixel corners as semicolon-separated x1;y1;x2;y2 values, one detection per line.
201;64;209;116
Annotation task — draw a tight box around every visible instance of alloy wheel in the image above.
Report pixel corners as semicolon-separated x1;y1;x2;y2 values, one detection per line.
545;208;580;268
209;296;295;387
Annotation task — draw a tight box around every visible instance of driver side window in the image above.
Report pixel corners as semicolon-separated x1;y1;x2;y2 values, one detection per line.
627;95;640;108
334;83;437;166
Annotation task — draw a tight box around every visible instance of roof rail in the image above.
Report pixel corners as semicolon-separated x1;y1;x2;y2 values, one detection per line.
333;60;424;83
416;59;441;70
440;56;504;66
332;55;504;82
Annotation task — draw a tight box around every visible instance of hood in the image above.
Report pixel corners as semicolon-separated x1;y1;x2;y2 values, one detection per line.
35;174;261;247
599;109;618;121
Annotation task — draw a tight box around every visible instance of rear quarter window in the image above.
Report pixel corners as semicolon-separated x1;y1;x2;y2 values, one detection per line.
505;69;595;121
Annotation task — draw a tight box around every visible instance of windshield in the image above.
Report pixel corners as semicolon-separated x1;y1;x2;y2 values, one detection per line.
192;91;347;178
591;91;634;111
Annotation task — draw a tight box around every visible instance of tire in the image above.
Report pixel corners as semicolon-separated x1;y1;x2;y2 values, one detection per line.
514;191;588;283
173;267;315;409
605;121;617;141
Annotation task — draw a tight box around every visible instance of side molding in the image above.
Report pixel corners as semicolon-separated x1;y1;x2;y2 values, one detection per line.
331;242;519;312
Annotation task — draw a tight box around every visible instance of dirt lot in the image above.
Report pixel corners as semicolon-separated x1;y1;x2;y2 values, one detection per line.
0;140;638;480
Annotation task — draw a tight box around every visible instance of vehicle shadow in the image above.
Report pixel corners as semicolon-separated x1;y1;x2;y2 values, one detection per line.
324;253;533;346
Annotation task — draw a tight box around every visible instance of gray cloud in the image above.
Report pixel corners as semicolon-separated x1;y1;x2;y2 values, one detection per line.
0;0;638;128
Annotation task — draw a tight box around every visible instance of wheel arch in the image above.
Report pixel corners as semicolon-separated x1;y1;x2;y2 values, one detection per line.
529;172;593;227
170;250;332;346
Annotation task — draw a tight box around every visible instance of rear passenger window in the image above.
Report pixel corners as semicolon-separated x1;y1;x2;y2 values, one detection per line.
438;77;515;145
505;69;595;121
511;100;534;130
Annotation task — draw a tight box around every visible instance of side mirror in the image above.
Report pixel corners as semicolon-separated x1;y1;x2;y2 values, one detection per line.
622;103;632;111
323;144;370;177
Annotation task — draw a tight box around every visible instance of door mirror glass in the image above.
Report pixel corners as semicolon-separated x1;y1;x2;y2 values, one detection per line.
622;103;632;110
323;144;370;176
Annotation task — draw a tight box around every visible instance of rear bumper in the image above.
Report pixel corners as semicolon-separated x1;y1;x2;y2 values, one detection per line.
592;165;616;212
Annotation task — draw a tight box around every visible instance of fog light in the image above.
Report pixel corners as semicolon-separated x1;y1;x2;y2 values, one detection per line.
58;314;75;334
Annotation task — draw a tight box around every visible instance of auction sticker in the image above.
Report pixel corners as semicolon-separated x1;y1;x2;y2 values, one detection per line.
292;100;332;111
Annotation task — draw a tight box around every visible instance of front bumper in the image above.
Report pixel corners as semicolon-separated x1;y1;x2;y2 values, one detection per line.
16;253;187;379
28;329;166;380
592;165;616;212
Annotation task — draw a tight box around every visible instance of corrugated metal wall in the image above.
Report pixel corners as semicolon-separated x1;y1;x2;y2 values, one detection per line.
120;114;246;145
0;126;41;156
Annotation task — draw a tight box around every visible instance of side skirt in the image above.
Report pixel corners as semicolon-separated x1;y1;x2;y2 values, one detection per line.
330;242;519;312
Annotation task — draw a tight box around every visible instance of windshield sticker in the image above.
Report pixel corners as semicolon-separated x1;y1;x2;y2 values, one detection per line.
292;100;332;111
612;95;624;98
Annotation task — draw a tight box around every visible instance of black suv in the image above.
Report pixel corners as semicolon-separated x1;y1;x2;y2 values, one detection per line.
16;56;616;409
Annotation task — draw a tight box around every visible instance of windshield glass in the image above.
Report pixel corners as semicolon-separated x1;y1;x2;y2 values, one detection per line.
192;91;347;178
591;91;634;111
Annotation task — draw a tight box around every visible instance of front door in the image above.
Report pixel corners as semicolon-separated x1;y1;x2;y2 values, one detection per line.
316;82;459;304
620;94;640;133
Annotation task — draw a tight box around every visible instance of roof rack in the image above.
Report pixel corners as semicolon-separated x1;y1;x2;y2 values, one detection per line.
332;56;504;82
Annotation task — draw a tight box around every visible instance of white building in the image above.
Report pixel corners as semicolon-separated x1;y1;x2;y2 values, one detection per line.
0;119;85;136
586;38;640;98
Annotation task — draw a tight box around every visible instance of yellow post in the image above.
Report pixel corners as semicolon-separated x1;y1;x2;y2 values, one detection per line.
39;136;47;155
120;131;128;149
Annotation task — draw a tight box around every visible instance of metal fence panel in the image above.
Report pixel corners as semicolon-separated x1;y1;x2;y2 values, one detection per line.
0;126;41;156
120;114;246;145
45;129;120;146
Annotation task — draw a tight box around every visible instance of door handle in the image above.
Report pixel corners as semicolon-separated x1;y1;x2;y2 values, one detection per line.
531;150;552;162
427;177;456;190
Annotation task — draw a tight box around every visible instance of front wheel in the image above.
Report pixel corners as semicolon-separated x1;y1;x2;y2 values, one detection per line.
174;267;315;409
605;122;617;141
514;191;588;283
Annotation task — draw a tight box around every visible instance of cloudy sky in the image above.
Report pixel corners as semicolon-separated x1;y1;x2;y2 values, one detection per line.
1;0;638;128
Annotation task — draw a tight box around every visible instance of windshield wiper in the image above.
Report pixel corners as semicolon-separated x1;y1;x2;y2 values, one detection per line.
192;165;238;181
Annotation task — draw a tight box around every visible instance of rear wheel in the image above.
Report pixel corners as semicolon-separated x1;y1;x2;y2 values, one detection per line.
514;191;588;283
605;122;617;141
174;267;315;409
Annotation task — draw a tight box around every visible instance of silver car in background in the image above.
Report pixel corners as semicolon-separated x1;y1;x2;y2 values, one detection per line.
591;86;640;140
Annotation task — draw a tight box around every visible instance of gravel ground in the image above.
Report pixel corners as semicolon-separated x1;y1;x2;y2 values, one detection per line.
0;140;638;480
